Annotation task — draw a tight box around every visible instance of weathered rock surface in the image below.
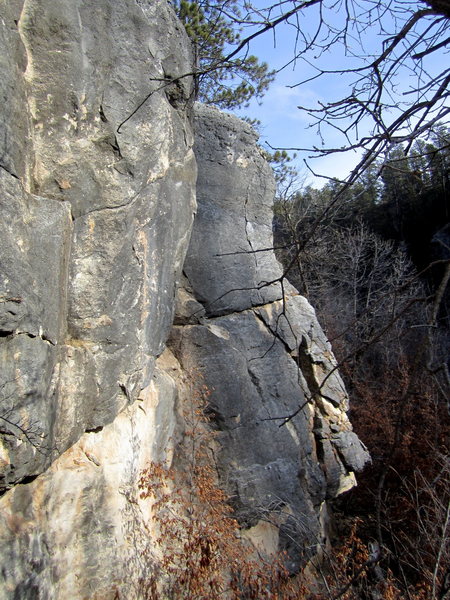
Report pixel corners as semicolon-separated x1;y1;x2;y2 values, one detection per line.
0;0;196;490
170;104;370;570
0;352;181;600
183;103;284;316
0;4;370;597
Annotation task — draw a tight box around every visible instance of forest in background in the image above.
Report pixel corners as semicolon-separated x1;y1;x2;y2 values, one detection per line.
273;129;450;598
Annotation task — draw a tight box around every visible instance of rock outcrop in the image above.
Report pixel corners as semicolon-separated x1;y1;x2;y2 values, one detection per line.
170;104;370;571
0;352;181;599
0;0;196;491
0;3;369;597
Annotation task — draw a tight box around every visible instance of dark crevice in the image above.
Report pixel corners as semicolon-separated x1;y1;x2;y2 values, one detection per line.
164;76;187;110
99;104;108;123
0;163;19;180
19;473;39;486
297;336;320;396
110;136;123;159
20;331;56;345
85;425;104;434
0;428;16;436
313;416;325;465
0;330;57;345
119;383;132;402
203;403;227;431
181;269;194;291
0;331;14;338
298;337;341;407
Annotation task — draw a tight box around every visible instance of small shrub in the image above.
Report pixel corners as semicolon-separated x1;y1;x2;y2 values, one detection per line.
137;378;298;599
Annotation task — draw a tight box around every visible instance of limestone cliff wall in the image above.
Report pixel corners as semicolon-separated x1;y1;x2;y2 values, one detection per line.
0;2;369;598
0;0;196;491
170;104;370;571
0;1;195;595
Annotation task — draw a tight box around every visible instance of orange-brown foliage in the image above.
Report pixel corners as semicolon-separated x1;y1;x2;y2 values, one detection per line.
137;379;301;599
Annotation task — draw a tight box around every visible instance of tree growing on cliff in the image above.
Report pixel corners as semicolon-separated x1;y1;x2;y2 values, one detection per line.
124;0;449;176
172;0;275;108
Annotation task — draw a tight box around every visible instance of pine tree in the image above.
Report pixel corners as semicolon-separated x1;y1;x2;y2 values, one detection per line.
173;0;275;109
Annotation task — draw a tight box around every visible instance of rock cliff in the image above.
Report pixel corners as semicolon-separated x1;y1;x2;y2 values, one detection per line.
0;2;369;597
170;104;369;572
0;0;196;491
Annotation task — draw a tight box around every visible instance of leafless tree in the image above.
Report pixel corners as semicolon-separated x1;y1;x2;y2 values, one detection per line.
126;1;449;184
228;0;450;184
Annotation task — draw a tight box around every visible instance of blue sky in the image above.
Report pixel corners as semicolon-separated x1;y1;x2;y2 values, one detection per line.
230;2;372;184
229;2;450;187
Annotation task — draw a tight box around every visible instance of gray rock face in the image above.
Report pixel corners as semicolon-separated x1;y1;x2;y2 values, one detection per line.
0;3;370;596
0;0;196;490
184;103;285;316
170;104;370;570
